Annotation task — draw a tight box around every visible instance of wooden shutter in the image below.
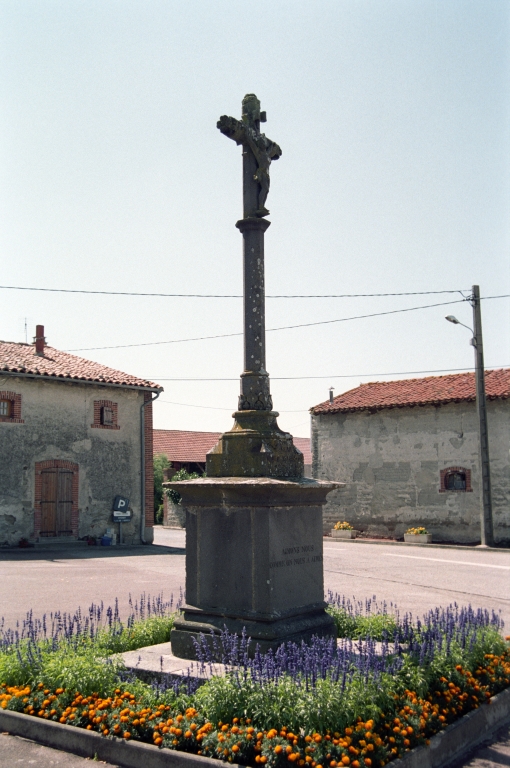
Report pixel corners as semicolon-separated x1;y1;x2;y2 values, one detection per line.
56;470;73;535
40;470;57;536
101;406;114;425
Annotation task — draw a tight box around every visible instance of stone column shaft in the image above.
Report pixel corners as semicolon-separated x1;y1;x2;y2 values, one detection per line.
236;216;272;411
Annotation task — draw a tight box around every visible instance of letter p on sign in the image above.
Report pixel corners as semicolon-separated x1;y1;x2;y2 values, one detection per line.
113;495;130;512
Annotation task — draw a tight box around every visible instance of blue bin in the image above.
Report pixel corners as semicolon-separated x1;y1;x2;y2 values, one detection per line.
101;536;112;546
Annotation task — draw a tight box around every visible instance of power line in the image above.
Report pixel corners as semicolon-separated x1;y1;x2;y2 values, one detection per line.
68;297;473;351
158;399;307;413
0;284;469;299
157;363;510;413
145;365;510;381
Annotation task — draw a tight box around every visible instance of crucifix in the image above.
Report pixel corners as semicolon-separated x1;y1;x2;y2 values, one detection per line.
207;94;302;478
166;95;337;661
217;94;282;413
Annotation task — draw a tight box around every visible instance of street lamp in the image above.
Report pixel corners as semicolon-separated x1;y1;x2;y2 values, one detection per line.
445;285;494;547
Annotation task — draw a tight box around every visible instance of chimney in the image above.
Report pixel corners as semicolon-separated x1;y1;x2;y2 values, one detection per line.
329;387;334;404
34;325;46;355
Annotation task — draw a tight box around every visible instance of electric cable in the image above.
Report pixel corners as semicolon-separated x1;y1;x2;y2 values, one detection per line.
67;297;475;351
0;285;470;299
145;365;510;381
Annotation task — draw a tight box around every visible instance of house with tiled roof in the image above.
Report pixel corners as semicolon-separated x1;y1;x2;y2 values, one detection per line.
154;429;222;475
310;370;510;544
0;325;162;546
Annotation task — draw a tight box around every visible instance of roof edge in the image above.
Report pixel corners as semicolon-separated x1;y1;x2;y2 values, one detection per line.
311;393;509;416
0;370;163;393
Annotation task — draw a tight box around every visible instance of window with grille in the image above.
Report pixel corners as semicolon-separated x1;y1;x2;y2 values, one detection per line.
445;471;466;491
440;466;472;492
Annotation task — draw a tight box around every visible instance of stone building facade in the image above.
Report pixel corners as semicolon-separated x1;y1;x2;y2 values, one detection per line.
311;370;510;545
0;326;162;546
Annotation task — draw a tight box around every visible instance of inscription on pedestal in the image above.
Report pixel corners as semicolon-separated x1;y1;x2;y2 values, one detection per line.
270;543;324;569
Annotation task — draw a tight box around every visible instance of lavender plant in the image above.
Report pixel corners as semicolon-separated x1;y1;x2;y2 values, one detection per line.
0;592;182;694
189;600;505;733
0;590;506;734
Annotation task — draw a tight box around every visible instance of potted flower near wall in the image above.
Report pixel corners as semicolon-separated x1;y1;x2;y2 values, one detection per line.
404;526;432;544
331;521;357;539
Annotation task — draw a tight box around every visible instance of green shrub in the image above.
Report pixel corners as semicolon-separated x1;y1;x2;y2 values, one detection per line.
327;605;397;639
40;648;123;696
165;469;201;505
153;454;170;515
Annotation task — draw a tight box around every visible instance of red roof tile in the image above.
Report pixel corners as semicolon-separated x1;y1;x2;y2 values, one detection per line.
0;340;161;390
292;437;312;465
154;430;221;462
311;369;510;415
154;429;312;465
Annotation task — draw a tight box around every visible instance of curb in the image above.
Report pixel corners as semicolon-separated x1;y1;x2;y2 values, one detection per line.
0;710;223;768
323;539;510;552
1;688;509;768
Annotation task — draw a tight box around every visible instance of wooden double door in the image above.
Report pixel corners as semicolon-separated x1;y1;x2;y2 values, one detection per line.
40;468;74;537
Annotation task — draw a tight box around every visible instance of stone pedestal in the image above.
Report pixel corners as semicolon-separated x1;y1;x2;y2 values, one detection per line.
163;477;341;659
206;410;304;479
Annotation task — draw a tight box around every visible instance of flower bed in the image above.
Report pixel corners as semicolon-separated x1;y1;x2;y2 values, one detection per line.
1;593;509;768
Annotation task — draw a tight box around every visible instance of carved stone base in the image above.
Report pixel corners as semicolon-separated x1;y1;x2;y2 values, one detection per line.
206;410;304;478
161;477;342;660
171;606;336;660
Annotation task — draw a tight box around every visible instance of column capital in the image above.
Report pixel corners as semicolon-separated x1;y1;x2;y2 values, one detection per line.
236;217;271;233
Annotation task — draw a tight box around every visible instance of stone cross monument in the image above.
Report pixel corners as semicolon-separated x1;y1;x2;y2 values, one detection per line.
207;94;303;479
166;95;340;659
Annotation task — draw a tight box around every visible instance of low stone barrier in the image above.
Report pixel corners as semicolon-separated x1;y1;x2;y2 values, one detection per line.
0;687;509;768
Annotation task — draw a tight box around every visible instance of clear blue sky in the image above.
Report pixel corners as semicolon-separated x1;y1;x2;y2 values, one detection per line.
1;0;509;436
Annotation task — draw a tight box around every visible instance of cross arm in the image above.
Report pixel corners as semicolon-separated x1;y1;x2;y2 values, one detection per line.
217;115;245;145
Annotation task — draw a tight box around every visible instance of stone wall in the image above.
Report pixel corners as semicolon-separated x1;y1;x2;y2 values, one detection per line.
312;400;510;545
0;376;150;546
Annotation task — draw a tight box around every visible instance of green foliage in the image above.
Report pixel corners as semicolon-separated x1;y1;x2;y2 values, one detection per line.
194;670;394;734
165;469;201;505
40;648;123;696
0;615;176;695
327;605;398;640
153;454;170;516
96;615;175;654
1;598;508;748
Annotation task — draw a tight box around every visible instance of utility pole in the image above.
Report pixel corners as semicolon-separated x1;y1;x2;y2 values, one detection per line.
471;285;494;547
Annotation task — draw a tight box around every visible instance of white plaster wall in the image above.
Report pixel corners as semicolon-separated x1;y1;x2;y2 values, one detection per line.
0;376;145;546
312;400;510;544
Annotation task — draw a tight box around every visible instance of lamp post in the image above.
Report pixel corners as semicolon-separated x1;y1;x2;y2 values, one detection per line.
445;284;494;547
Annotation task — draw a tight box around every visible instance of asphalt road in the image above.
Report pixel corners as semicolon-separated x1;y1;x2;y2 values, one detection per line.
1;528;508;630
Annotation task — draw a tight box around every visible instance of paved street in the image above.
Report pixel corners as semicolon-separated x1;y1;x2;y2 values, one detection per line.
322;538;510;629
1;529;508;630
0;732;117;766
1;531;509;767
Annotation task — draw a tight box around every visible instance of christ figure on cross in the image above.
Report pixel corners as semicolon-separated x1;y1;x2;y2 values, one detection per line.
217;93;282;218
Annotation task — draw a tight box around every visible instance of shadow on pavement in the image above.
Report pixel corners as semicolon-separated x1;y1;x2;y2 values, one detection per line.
0;543;185;562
